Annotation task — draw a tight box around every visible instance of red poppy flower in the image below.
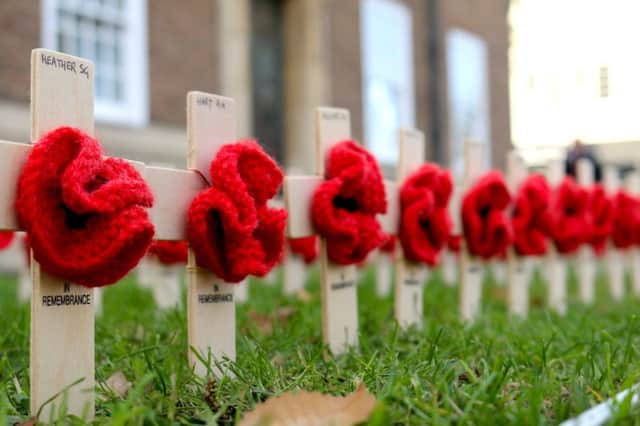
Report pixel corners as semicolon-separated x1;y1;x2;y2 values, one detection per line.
461;171;513;259
0;231;14;250
288;236;319;264
148;240;188;265
15;127;154;287
511;174;552;256
548;177;590;254
379;234;396;255
612;190;640;249
398;164;453;266
587;184;615;255
311;140;387;265
187;140;287;283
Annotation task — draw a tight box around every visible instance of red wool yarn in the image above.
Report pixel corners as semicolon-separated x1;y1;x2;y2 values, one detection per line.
461;171;513;259
612;190;640;249
288;236;319;264
399;164;453;266
379;235;396;255
0;231;14;250
148;240;188;265
311;140;387;265
187;140;287;283
548;177;590;254
511;174;552;256
587;185;615;255
15;126;155;288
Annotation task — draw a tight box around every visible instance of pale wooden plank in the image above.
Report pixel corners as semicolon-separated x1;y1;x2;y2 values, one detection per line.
186;91;237;377
459;140;486;321
394;128;427;328
625;171;640;296
284;175;323;238
316;107;359;354
0;141;31;231
29;48;95;418
546;158;567;314
576;159;596;304
380;180;398;234
146;166;207;241
603;166;624;300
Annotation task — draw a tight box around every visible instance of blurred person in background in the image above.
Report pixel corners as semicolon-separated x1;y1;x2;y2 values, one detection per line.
565;139;602;182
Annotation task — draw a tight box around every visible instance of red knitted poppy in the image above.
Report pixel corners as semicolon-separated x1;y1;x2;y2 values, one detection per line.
612;190;640;249
288;236;319;264
15;127;155;287
187;140;287;283
548;177;590;254
447;234;461;253
379;235;396;255
0;231;14;250
587;184;615;255
148;240;188;265
461;171;513;259
398;164;453;266
311;140;387;265
511;174;552;256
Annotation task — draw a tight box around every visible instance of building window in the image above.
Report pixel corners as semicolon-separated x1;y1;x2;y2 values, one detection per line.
42;0;148;127
446;28;491;179
599;66;609;98
361;0;415;167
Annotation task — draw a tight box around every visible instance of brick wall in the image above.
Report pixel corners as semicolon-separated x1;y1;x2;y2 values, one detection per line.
0;2;39;103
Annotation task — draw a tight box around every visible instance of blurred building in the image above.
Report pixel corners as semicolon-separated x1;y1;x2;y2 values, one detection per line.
510;0;640;168
0;0;510;180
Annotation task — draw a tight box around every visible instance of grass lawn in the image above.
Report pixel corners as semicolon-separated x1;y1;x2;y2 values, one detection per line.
1;266;640;424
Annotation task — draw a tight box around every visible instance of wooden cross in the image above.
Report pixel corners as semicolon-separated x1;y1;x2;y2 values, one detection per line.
390;128;428;328
284;107;366;354
137;256;183;309
459;140;488;321
545;158;567;315
506;149;534;317
624;171;640;296
146;91;241;377
0;48;97;418
576;159;596;304
441;183;463;287
603;165;624;300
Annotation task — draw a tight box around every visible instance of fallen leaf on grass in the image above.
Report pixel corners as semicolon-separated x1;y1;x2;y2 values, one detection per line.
106;371;131;398
296;289;312;303
18;417;37;426
249;307;298;334
239;383;377;426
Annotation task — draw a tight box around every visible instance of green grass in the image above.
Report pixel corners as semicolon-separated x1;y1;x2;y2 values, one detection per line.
2;266;640;424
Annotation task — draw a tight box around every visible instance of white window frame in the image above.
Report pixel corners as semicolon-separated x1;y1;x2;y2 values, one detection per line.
41;0;149;127
360;0;415;167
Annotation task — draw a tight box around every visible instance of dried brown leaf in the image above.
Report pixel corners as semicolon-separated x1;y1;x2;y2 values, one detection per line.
106;371;131;398
239;383;377;426
18;417;37;426
296;289;312;303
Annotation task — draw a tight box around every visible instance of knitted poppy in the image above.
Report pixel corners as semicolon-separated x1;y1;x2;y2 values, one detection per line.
288;236;319;264
461;171;513;259
587;184;615;255
447;234;461;253
511;174;552;256
15;126;155;288
311;140;387;265
187;140;287;283
0;231;14;250
612;190;640;249
548;177;590;254
148;240;188;265
379;235;396;255
398;164;453;266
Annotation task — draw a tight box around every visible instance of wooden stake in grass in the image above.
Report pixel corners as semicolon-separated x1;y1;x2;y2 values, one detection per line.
459;140;487;321
145;92;240;377
624;171;640;296
545;158;567;315
603;165;624;301
392;128;428;328
576;159;596;304
441;183;463;287
284;107;363;354
506;150;533;317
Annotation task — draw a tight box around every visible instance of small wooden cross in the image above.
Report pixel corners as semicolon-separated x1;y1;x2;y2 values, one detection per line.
459;140;488;321
391;128;429;328
603;165;624;300
146;91;240;377
505;149;534;317
576;159;596;304
545;158;567;315
284;107;366;354
624;171;640;296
